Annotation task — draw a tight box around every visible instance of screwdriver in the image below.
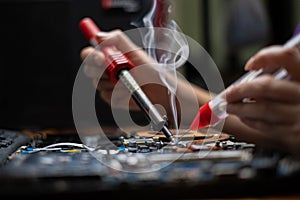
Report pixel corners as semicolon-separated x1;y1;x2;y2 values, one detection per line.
79;17;175;142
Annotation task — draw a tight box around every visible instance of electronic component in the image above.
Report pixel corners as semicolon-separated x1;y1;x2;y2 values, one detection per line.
0;128;300;199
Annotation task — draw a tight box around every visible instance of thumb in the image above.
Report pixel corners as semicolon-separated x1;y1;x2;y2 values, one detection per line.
245;46;300;81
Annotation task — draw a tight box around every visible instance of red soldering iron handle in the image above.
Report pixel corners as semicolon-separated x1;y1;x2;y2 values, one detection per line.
102;46;134;83
79;17;101;46
79;17;134;83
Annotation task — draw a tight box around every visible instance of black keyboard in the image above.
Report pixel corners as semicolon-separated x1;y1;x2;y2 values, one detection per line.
0;129;31;166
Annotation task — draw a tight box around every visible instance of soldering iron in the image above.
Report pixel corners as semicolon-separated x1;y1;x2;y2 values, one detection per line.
79;17;175;142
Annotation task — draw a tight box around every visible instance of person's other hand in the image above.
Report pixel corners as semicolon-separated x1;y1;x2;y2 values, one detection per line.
226;46;300;156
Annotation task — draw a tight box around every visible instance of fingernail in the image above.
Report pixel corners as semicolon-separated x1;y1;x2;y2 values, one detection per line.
245;57;254;70
96;32;109;38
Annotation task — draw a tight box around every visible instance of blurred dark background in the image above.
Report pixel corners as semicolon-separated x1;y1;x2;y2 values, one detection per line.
0;0;298;131
181;0;299;90
0;0;152;130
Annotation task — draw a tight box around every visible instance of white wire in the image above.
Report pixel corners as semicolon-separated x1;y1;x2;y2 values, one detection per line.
42;142;86;149
26;142;95;153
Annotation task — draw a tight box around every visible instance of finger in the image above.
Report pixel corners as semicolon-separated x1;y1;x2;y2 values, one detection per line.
226;75;300;104
241;117;272;132
241;117;300;155
96;30;154;66
93;78;115;91
99;90;112;105
84;63;109;79
94;78;115;91
80;47;95;61
223;115;275;145
111;89;140;110
110;83;141;110
245;46;300;81
240;117;295;139
96;30;139;52
100;89;140;111
84;64;102;79
87;48;105;66
227;101;300;124
82;49;106;79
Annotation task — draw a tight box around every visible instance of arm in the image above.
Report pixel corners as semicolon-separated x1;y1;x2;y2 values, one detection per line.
80;28;300;156
80;29;212;128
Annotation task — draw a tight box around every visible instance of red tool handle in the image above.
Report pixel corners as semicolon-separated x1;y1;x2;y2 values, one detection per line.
79;17;134;83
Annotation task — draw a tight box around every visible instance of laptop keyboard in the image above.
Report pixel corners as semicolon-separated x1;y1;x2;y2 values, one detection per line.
0;129;31;166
